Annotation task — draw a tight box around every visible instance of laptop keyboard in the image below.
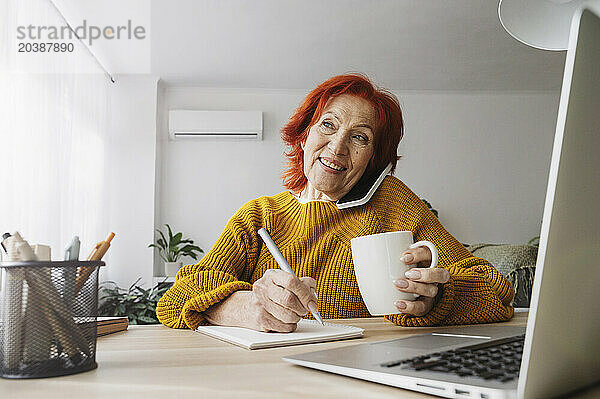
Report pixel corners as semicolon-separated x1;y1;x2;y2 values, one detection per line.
381;334;525;383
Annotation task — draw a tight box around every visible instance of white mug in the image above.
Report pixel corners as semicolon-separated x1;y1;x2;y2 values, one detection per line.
350;231;439;315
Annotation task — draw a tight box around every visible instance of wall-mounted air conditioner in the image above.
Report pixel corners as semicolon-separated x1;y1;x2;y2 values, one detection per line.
169;110;263;140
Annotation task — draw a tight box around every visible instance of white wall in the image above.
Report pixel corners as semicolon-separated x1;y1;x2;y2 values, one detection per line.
101;75;159;289
396;92;558;244
156;88;559;273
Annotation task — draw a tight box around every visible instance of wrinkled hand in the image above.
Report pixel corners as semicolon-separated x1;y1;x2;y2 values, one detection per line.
393;246;450;316
244;269;317;332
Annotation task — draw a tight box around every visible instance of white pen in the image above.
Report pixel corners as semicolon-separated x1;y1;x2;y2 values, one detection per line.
257;228;324;325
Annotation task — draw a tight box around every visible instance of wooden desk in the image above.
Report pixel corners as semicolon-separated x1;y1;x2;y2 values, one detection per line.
0;312;596;398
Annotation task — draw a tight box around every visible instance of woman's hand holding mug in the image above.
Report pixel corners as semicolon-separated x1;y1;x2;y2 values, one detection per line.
394;245;450;316
351;231;445;316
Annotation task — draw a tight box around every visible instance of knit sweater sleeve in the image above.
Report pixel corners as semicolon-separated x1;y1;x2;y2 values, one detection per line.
156;201;263;330
375;178;515;327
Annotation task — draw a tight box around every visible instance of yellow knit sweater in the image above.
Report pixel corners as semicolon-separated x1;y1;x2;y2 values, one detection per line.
156;176;514;329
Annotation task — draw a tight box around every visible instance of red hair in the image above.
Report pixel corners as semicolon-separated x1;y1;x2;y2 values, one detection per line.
281;73;404;193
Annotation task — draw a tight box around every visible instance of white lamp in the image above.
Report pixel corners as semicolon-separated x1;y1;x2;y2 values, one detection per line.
498;0;588;50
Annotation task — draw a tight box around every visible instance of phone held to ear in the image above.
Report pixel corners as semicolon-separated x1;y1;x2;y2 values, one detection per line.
336;163;392;209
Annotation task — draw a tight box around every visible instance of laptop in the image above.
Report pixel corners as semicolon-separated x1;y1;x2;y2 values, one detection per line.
283;4;600;399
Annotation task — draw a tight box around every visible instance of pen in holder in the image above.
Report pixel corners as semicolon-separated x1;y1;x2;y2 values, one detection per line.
0;260;105;379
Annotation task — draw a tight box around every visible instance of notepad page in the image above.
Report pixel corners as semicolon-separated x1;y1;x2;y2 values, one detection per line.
195;319;364;350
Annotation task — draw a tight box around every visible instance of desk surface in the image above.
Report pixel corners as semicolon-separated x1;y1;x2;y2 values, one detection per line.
1;312;597;399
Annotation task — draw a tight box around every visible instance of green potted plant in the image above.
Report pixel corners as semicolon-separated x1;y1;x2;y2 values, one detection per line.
149;224;204;276
98;278;170;324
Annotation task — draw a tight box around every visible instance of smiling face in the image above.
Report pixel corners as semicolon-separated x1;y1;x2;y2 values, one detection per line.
301;94;376;201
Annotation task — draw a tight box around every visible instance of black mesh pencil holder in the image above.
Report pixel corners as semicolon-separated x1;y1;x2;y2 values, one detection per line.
0;261;105;379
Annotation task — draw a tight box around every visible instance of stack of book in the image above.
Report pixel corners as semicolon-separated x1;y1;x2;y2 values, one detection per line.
97;316;129;337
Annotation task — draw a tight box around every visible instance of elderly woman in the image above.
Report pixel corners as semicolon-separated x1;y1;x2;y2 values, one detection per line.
157;74;514;332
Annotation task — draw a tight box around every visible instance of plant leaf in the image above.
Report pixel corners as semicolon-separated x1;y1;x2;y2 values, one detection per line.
128;277;142;292
171;232;182;247
157;230;168;249
179;244;201;252
156;237;167;250
166;224;174;242
137;315;156;324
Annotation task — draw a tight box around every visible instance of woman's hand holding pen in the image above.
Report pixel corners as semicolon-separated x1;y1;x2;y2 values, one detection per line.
204;269;317;333
393;246;450;316
247;270;317;332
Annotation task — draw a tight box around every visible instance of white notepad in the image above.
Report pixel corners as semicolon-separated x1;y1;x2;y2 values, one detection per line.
195;319;364;350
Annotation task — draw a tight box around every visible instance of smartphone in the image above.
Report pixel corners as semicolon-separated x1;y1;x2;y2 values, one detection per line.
336;163;392;209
